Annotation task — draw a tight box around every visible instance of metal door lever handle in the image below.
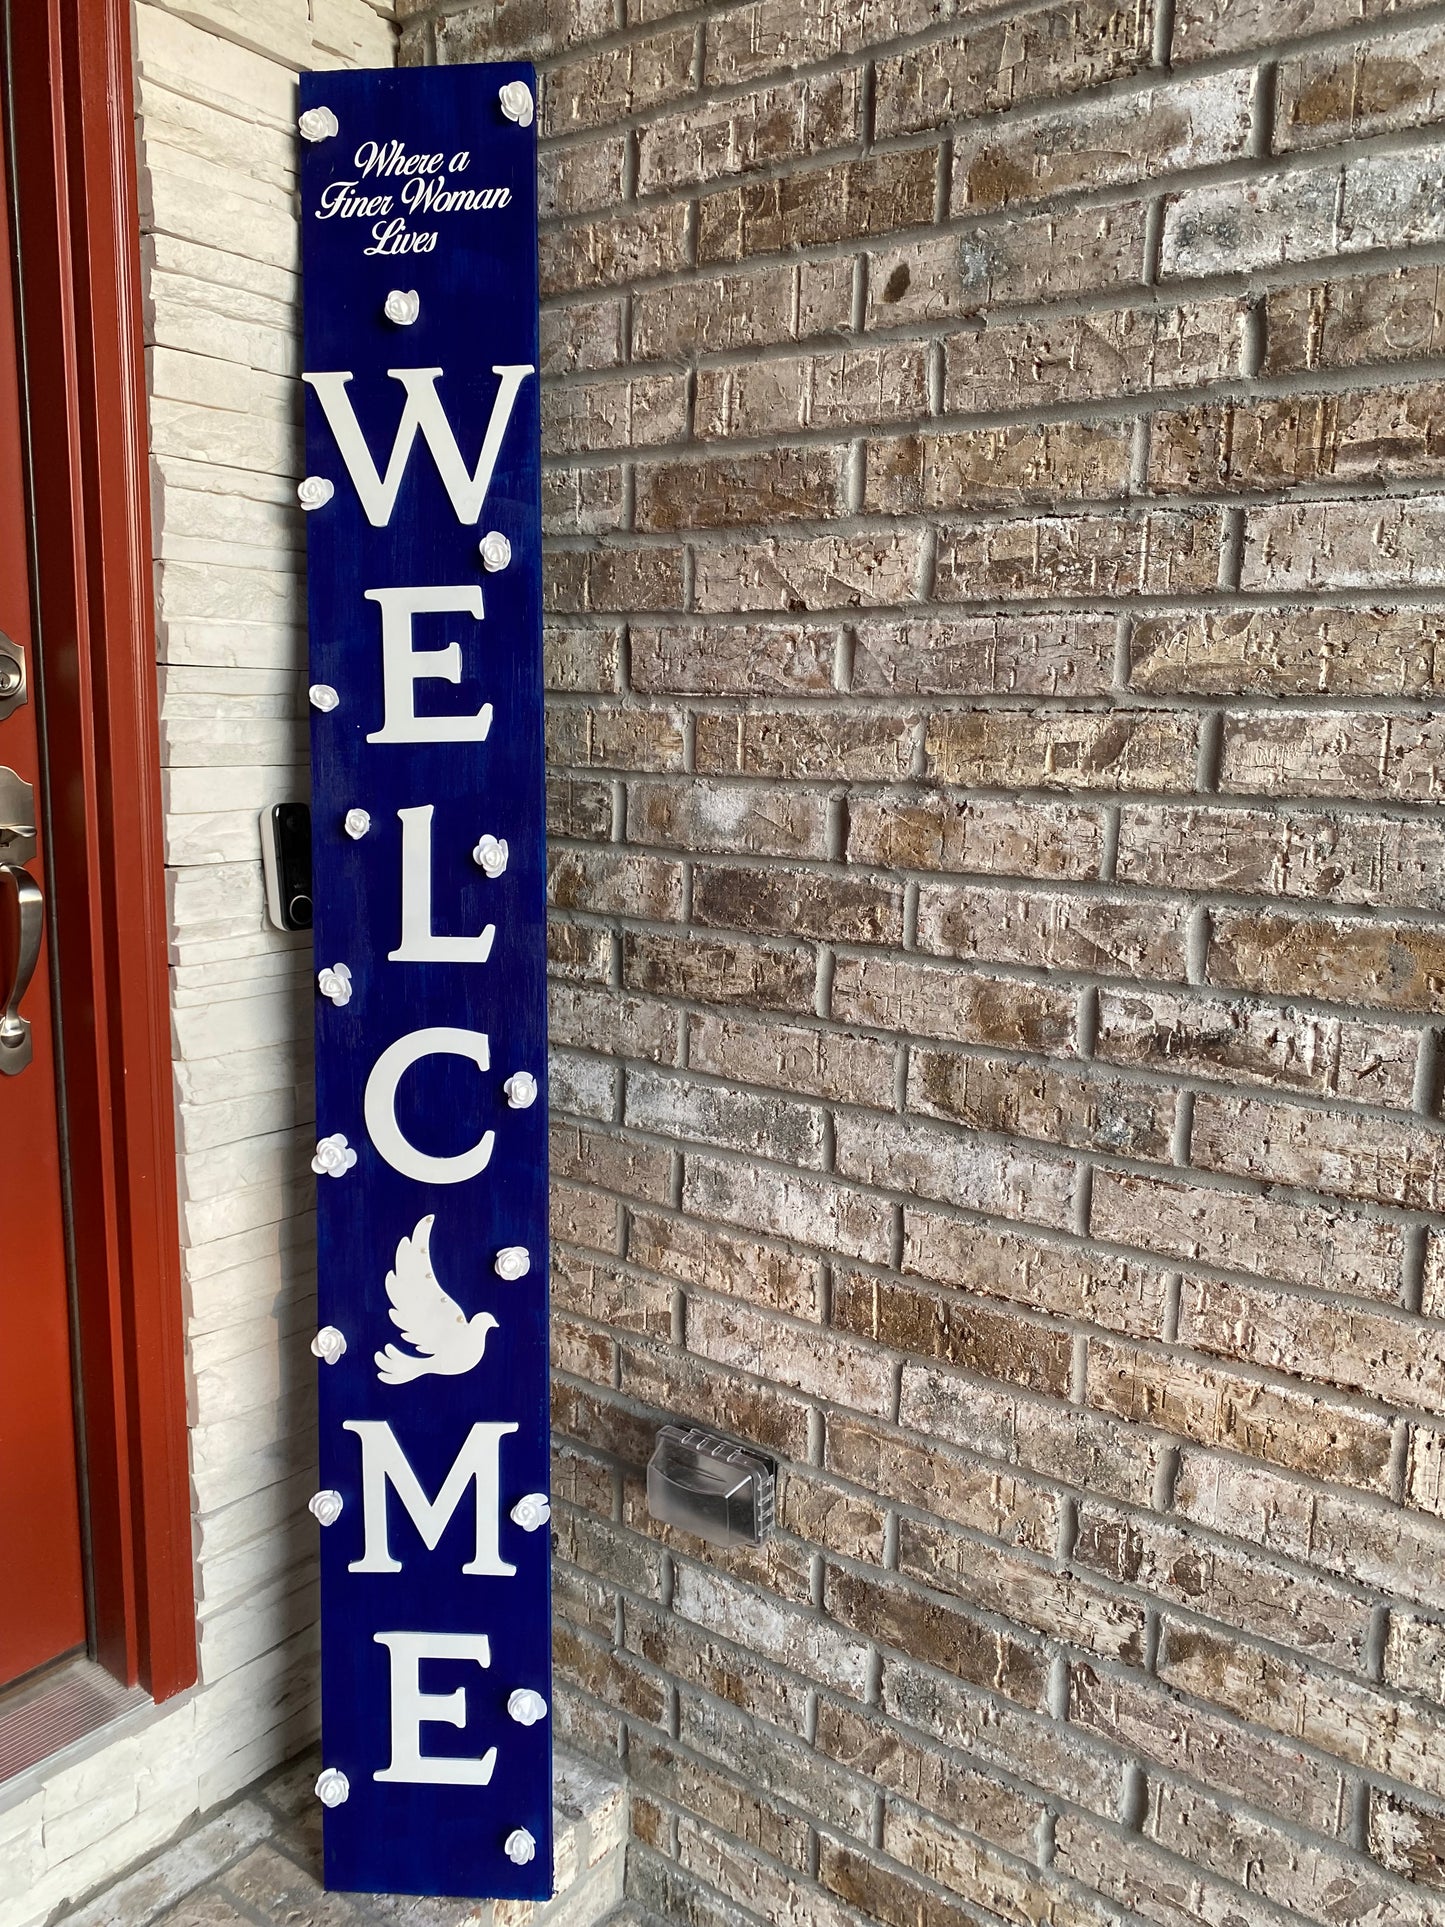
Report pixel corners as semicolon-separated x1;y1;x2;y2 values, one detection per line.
0;861;41;1075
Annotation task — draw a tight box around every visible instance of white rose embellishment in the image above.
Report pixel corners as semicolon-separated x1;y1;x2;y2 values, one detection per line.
479;530;511;572
507;1688;548;1727
503;1071;538;1110
309;683;339;713
473;834;509;877
311;1326;347;1365
297;476;334;511
314;1767;350;1807
494;1245;530;1281
344;808;371;840
384;289;420;326
317;963;352;1007
498;81;534;128
312;1133;357;1178
510;1493;550;1532
298;106;339;143
308;1489;344;1526
503;1828;536;1866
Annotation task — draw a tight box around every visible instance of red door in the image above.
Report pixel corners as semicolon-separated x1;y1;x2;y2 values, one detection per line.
0;104;87;1687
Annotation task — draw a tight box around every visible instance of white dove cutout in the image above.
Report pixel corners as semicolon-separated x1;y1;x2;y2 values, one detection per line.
375;1214;498;1387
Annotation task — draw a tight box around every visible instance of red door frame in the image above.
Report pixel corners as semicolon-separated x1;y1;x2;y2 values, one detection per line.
4;0;195;1701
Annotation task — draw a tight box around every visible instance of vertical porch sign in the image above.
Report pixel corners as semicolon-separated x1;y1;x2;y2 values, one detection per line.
298;63;551;1900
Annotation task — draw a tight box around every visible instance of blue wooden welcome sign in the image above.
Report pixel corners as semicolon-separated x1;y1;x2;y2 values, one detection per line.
297;62;551;1901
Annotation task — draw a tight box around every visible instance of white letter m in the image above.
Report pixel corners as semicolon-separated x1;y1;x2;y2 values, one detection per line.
344;1419;518;1575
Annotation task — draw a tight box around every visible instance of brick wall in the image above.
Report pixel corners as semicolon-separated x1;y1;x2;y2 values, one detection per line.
397;4;1445;1924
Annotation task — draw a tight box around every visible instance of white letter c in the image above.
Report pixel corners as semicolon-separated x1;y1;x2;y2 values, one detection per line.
363;1026;495;1183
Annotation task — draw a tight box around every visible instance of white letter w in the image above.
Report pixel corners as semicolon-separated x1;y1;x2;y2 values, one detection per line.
302;365;534;527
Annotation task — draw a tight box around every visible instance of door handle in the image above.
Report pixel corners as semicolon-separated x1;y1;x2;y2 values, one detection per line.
0;861;40;1075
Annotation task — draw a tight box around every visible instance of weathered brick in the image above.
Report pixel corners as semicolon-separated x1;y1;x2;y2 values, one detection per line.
1088;1339;1395;1491
1385;1608;1445;1703
1159;1618;1445;1801
944;298;1249;414
632;258;854;360
1265;265;1445;374
1069;1665;1353;1834
543;619;622;694
876;0;1153;136
627;1732;813;1872
903;1211;1170;1336
1054;1811;1301;1927
1173;1447;1445;1609
933;508;1223;602
548;916;611;981
915;882;1190;979
627;779;829;856
548;698;686;769
638;69;864;194
1192;1090;1445;1212
431;0;614;58
685;1010;895;1107
550;1048;620;1121
545;544;686;613
548;845;685;921
705;0;950;86
540;296;625;375
813;1699;1045;1851
830;954;1079;1052
548;983;681;1063
630;622;840;695
542;370;689;453
823;1563;1050;1705
554;1247;672;1336
688;1295;894;1415
1161;139;1445;281
698;147;939;263
696;344;929;440
554;1618;669;1725
624;1065;826;1166
864;421;1134;514
1172;0;1437;61
1073;1505;1372;1669
1117;802;1445;913
1220;709;1445;803
877;1800;1117;1927
1369;1789;1445;1894
541;462;626;536
629;1208;822;1318
544;24;695;133
847;794;1108;879
780;1467;889;1561
832;1268;1075;1392
1094;987;1420;1109
636;444;847;532
952;71;1252;212
1208;906;1445;1013
547;773;613;839
1127;607;1445;698
683;1154;894;1262
1278;20;1445;150
852;614;1116;696
692;864;906;945
1179;1273;1445;1414
1091;1166;1405;1299
540;202;691;295
623;1596;813;1726
909;1050;1173;1162
924;707;1200;792
832;1109;1077;1228
622;929;818;1012
825;1410;1062;1551
1241;496;1445;593
1150;384;1445;493
693;529;927;611
882;1655;1121;1812
902;1361;1167;1504
551;1119;674;1201
695;707;913;780
538;132;627;218
866;201;1149;326
620;1336;812;1458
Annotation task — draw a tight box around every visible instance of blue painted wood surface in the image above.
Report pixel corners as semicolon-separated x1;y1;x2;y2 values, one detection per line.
299;62;551;1901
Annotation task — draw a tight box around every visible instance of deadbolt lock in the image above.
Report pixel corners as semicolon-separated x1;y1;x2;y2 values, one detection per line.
0;633;26;723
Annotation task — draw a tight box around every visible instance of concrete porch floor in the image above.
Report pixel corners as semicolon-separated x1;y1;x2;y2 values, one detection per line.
51;1748;650;1927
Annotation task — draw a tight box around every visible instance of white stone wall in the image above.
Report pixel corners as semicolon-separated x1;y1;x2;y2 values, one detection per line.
0;5;394;1919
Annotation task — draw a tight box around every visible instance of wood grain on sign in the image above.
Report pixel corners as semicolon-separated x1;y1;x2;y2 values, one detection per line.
298;65;551;1901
